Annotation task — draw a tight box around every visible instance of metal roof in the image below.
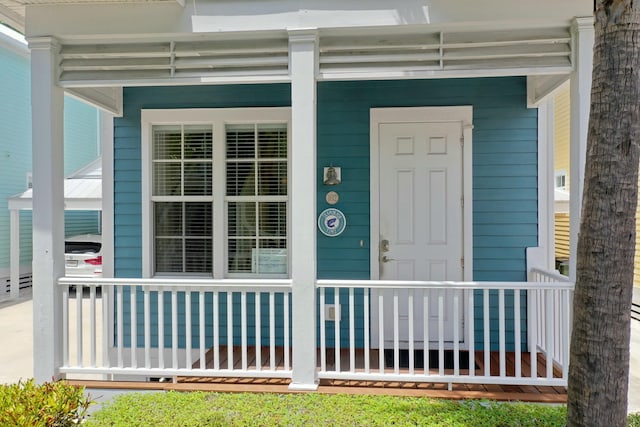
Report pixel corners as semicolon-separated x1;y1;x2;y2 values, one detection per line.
8;158;102;210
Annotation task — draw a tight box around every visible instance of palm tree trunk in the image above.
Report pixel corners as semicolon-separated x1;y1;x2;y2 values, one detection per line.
567;1;640;426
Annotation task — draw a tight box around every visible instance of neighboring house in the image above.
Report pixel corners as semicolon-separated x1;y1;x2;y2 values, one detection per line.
0;24;100;295
553;82;640;284
553;83;571;270
2;1;593;393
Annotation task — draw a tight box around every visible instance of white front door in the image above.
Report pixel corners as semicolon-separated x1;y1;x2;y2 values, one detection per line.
373;110;466;349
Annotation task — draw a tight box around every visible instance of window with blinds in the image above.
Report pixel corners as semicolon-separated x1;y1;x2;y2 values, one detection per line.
226;124;288;274
152;125;213;273
149;117;289;277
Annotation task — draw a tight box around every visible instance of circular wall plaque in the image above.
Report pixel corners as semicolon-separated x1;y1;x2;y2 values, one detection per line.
325;191;339;205
318;208;347;237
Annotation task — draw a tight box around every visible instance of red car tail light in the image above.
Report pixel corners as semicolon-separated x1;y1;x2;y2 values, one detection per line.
84;256;102;266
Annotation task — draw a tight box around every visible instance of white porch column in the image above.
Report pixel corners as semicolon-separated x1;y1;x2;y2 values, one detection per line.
569;17;594;280
10;209;20;299
29;37;65;382
288;29;319;391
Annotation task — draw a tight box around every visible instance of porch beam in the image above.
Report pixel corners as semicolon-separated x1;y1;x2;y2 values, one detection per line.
569;17;594;280
29;37;66;383
288;29;319;391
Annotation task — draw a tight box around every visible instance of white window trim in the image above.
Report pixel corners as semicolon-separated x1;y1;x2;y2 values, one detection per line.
141;107;292;279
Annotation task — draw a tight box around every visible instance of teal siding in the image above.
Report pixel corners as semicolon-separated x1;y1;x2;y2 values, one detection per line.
316;78;538;284
114;85;292;348
113;84;291;278
114;77;536;350
316;78;536;350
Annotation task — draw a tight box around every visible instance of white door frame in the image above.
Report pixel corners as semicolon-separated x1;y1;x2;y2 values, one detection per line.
369;106;474;348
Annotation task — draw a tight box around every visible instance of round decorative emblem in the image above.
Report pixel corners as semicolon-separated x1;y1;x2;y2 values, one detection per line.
318;208;347;237
325;191;340;205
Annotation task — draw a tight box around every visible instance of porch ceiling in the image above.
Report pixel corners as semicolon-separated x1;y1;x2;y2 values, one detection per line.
0;0;180;33
55;25;573;88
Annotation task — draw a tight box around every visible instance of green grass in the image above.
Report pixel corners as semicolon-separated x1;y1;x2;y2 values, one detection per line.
86;392;569;427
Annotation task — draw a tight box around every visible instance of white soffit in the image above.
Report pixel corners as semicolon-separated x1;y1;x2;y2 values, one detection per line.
55;26;573;86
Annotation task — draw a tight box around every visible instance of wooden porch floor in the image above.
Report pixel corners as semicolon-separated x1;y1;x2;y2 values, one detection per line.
66;346;566;403
168;346;567;403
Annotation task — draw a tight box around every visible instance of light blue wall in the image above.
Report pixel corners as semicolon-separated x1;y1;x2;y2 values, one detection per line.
64;97;100;175
0;42;32;273
0;39;101;275
114;77;537;350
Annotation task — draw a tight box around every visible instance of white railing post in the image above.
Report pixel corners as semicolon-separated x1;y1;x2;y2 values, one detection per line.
289;29;319;391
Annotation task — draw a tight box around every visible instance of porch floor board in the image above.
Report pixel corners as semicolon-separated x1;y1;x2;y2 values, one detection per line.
168;346;565;403
65;346;566;403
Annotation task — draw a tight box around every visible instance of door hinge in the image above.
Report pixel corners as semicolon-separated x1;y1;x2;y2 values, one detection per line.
460;256;464;269
460;136;464;146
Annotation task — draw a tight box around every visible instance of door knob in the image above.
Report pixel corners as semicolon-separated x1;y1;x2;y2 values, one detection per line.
381;255;394;263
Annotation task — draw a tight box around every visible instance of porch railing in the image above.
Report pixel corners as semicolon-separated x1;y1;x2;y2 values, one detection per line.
57;277;292;380
317;278;574;387
58;274;573;388
528;268;572;371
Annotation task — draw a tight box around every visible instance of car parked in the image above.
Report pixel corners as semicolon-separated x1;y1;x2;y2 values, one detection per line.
64;234;102;277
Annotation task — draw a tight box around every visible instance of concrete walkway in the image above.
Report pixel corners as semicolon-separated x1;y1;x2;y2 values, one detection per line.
0;289;33;384
1;288;640;412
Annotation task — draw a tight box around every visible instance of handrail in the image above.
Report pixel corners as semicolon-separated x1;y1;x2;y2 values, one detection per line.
58;276;292;290
529;267;572;283
317;279;574;290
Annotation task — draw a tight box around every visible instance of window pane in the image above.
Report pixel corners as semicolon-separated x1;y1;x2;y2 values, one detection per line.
258;202;286;237
155;202;182;236
155;238;183;273
228;238;254;273
228;202;256;237
185;202;212;237
226;125;255;159
153;163;182;196
226;162;255;196
184;125;212;159
255;240;287;274
153;126;181;160
185;239;212;273
154;202;213;274
184;163;212;196
257;125;287;158
258;161;287;196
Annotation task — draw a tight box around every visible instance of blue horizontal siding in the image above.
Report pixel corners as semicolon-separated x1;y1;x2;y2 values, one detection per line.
115;77;536;350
